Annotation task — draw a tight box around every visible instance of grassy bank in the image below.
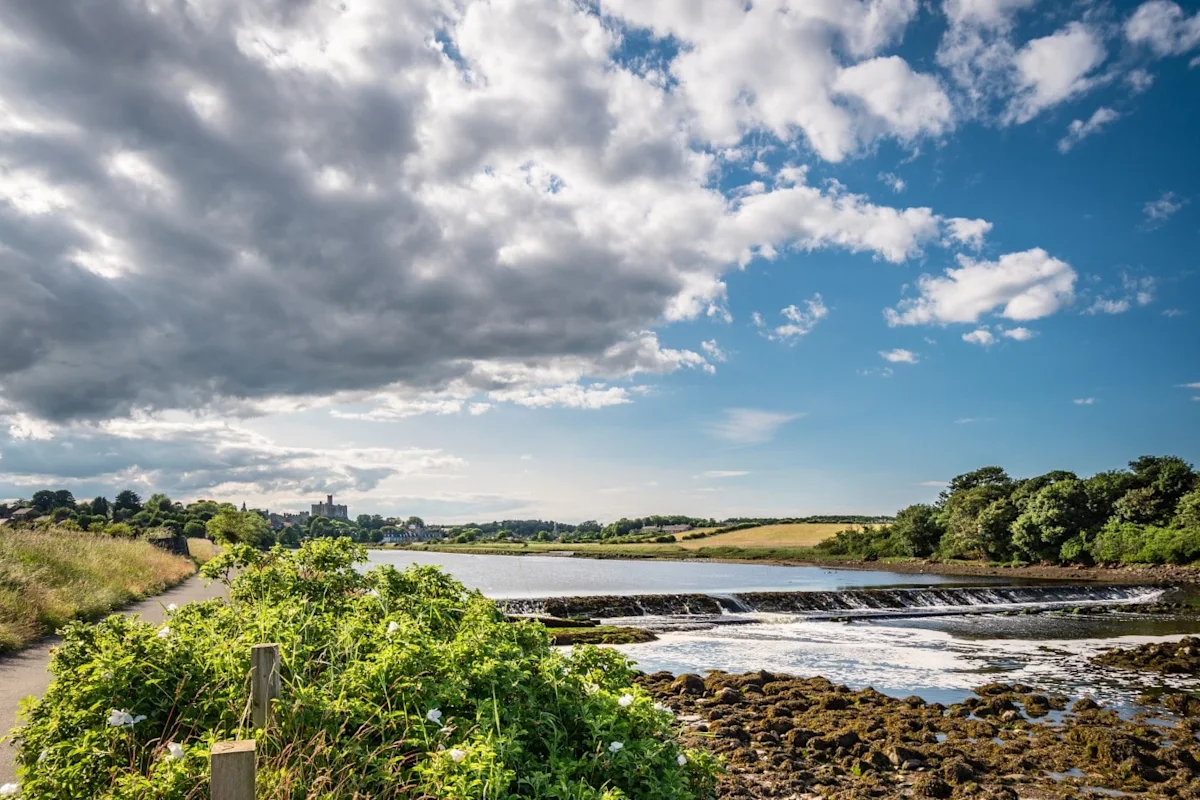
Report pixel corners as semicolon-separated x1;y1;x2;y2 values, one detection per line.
0;529;196;653
11;540;715;798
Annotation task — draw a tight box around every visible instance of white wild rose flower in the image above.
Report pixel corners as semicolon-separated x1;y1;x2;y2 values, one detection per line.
156;626;171;638
426;708;443;725
106;710;146;728
166;603;178;612
617;693;634;707
166;743;185;761
387;621;400;634
677;753;687;766
0;782;19;796
608;741;623;753
653;702;673;714
448;748;467;763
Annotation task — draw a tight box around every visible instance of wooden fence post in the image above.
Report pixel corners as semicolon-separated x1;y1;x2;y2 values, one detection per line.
251;643;280;730
211;740;255;800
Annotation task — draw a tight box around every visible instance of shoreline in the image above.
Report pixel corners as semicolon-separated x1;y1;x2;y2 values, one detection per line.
390;543;1200;585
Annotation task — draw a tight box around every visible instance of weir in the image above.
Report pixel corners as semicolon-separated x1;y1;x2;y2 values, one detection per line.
497;584;1167;621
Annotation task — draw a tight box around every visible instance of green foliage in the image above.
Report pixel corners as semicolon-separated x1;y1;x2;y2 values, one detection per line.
816;525;900;560
89;496;111;517
889;504;944;557
182;520;207;539
113;489;143;514
921;456;1198;565
12;540;716;799
105;522;136;538
1176;489;1200;529
205;509;273;547
1010;479;1091;561
1089;521;1200;565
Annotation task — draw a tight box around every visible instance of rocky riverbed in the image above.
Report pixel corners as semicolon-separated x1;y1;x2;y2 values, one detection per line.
637;670;1200;799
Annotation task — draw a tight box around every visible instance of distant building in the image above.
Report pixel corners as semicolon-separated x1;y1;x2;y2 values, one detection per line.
312;494;349;521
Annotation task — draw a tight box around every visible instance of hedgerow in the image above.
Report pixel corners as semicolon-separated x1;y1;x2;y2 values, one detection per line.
10;539;717;799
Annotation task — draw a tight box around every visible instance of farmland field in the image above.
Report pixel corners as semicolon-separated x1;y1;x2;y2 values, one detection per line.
675;522;856;549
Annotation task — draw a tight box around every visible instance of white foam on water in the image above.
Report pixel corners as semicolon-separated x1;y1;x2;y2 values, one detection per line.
617;620;1200;706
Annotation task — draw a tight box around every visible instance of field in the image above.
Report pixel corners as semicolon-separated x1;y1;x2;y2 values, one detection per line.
675;522;853;550
0;528;196;653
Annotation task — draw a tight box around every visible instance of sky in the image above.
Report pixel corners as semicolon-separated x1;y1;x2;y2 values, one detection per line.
1;0;1198;522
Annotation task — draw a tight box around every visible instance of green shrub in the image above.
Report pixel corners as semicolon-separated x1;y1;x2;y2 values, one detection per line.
816;526;900;560
11;539;716;799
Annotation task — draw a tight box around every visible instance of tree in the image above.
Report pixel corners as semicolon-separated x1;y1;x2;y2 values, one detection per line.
939;467;1012;505
206;509;272;547
975;498;1019;561
405;516;426;529
183;520;207;538
89;496;111;517
1083;471;1136;523
1114;487;1167;525
889;504;944;557
1173;488;1200;529
30;490;58;514
113;489;143;514
1010;479;1091;561
52;489;76;509
144;493;174;514
937;484;1012;558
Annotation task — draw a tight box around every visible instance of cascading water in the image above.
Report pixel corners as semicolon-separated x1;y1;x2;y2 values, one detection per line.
498;584;1167;621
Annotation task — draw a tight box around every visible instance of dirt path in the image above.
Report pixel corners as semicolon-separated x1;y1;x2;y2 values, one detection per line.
0;574;227;783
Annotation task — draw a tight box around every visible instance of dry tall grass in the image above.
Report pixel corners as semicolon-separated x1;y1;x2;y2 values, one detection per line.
185;536;221;564
675;522;857;550
0;528;195;653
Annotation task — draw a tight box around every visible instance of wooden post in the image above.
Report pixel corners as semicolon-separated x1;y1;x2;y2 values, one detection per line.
251;643;280;730
211;740;255;800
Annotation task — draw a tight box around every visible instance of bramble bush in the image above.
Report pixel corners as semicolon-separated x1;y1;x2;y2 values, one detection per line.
11;539;717;799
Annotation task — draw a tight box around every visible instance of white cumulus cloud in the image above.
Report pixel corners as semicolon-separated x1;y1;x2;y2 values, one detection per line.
962;328;996;346
880;348;920;363
1125;0;1200;57
885;248;1077;326
1006;23;1107;124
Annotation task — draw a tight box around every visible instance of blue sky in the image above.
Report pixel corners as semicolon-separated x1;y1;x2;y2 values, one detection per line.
0;0;1197;521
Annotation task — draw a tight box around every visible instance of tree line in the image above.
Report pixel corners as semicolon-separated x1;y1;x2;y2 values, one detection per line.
821;455;1200;565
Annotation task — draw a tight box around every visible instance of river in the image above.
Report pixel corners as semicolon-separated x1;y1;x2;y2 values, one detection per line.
366;549;1200;708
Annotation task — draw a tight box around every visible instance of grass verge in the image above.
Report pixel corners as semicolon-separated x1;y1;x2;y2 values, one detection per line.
0;529;196;654
185;536;221;565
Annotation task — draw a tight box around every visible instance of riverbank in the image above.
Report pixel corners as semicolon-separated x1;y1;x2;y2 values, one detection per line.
394;542;1200;585
639;670;1200;799
0;529;196;653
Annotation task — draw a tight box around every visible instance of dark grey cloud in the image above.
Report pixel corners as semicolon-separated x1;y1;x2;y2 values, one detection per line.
0;0;700;421
0;416;463;497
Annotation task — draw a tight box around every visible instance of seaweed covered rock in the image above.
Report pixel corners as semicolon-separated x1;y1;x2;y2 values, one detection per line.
1094;636;1200;674
636;669;1200;800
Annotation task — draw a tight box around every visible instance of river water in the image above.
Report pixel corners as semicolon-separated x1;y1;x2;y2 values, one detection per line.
365;549;1007;597
366;550;1200;707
